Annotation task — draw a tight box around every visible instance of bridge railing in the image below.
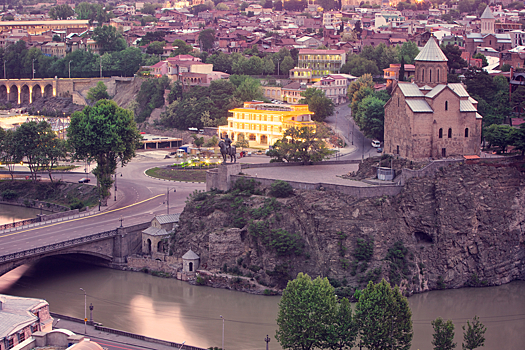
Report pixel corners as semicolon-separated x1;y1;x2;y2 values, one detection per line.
0;210;95;233
0;229;118;263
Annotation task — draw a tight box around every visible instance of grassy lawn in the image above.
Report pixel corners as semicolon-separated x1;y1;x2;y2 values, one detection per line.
146;167;207;182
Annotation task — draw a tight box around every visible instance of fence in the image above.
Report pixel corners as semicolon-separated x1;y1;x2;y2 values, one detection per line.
0;209;93;233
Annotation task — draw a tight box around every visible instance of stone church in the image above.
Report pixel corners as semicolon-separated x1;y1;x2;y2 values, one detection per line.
384;36;482;160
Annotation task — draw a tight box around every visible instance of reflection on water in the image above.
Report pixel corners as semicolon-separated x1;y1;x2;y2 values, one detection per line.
0;203;51;225
0;258;524;350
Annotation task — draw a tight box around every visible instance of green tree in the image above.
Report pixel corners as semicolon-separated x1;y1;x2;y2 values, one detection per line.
233;76;264;102
0;128;18;180
441;44;467;73
141;3;159;14
484;124;513;152
396;41;419;64
472;53;488;67
68;100;142;204
199;28;216;52
355;96;386;141
12;121;55;182
275;273;337;350
341;55;379;77
92;25;126;54
41;137;68;182
324;297;358;350
170;39;194;56
268;126;332;164
75;2;111;24
299;88;334;122
280;56;295;75
147;41;165;55
192;134;205;148
432;317;456;350
49;4;75;20
510;123;525;155
511;86;525;116
462;316;486;350
355;279;413;350
87;81;110;103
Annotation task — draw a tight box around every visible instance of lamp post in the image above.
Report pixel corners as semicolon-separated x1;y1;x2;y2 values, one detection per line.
178;341;186;350
69;60;72;79
32;59;35;79
114;172;122;201
3;60;5;79
265;335;270;350
351;121;354;145
220;315;224;350
166;187;176;215
80;288;87;334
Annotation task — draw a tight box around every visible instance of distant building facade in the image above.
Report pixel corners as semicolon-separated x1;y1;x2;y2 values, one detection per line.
297;49;346;79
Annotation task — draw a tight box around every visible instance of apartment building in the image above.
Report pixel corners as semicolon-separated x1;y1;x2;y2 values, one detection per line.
297;49;346;79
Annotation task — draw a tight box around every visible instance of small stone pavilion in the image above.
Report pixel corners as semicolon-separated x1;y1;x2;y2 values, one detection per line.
141;214;180;255
182;249;200;272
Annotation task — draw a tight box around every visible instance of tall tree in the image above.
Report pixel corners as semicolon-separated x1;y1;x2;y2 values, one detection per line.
268;126;332;163
87;81;110;104
511;123;525;156
462;316;486;350
396;41;419;64
275;273;337;350
170;39;194;56
432;317;456;350
299;88;334;122
0;128;18;180
511;86;525;116
49;4;75;20
441;44;467;73
324;297;358;350
92;25;126;54
68;100;142;204
483;124;513;152
280;56;295;75
198;28;216;52
355;279;413;350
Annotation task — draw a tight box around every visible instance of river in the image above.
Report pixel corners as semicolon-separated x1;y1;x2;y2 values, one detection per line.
0;258;524;350
0;203;52;225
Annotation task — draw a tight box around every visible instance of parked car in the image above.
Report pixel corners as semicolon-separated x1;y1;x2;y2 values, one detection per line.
78;178;90;183
371;140;381;148
377;147;382;153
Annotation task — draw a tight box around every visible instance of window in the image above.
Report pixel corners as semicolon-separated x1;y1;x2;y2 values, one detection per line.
448;128;452;138
445;101;448;111
465;128;469;137
438;69;440;81
439;128;443;138
396;145;400;154
421;69;424;81
442;148;446;157
397;97;399;107
249;134;256;141
429;69;432;82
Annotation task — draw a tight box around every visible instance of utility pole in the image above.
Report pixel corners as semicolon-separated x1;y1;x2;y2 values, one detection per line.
69;60;71;79
265;335;270;350
32;59;35;79
99;59;102;78
220;315;225;350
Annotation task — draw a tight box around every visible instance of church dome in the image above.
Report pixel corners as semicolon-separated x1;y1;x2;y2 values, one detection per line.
414;37;448;62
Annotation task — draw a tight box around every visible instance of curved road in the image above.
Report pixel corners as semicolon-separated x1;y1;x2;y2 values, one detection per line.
0;157;206;257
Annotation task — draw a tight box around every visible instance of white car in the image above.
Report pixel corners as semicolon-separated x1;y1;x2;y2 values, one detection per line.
371;140;381;148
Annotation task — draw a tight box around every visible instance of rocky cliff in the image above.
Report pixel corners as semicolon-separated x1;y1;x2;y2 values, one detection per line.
171;162;525;296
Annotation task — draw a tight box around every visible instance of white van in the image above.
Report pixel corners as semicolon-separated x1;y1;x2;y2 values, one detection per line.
371;140;381;148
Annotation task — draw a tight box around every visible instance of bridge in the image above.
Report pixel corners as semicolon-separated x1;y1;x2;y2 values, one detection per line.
0;222;149;277
0;77;134;105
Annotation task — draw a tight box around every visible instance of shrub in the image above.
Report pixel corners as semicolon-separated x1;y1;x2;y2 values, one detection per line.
1;189;18;200
196;275;207;285
354;238;374;262
269;180;294;198
69;198;84;210
230;177;261;195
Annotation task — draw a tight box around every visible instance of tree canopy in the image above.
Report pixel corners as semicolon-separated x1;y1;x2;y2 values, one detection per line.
267;126;332;164
432;317;456;350
462;316;486;350
92;25;127;54
199;29;216;52
49;4;75;20
87;81;110;104
68;100;142;203
299;88;334;122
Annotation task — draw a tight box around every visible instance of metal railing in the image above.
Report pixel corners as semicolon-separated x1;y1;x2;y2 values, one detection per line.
0;210;94;234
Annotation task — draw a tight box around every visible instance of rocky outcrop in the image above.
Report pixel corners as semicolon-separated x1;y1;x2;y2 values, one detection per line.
171;162;525;295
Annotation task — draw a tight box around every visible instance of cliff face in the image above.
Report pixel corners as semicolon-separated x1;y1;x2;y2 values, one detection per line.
172;163;525;295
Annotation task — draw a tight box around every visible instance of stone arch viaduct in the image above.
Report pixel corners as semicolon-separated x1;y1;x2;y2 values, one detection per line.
0;221;149;277
0;77;133;105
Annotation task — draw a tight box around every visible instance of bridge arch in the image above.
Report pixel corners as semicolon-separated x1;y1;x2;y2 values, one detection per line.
43;84;53;98
20;85;30;104
0;85;6;100
32;84;42;102
9;85;18;103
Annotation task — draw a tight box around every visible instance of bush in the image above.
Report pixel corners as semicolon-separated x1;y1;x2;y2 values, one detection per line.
1;189;18;200
196;275;207;285
269;180;294;198
230;177;261;195
69;198;84;210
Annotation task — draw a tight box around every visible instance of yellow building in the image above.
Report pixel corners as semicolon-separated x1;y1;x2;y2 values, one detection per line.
218;101;315;147
0;20;89;36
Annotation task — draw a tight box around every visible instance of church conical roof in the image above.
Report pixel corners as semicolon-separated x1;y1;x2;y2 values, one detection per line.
480;6;494;19
414;36;448;62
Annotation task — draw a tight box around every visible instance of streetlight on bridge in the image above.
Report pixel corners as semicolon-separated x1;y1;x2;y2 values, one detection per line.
79;288;87;334
69;60;72;79
166;187;176;215
114;172;122;201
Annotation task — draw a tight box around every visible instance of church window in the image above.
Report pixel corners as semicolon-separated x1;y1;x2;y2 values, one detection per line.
439;128;443;138
442;148;446;157
448;128;452;138
396;145;400;154
398;98;399;107
445;101;448;110
429;69;432;82
421;69;425;81
438;69;440;81
465;128;469;137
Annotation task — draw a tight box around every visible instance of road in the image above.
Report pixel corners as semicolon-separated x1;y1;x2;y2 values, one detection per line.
326;103;378;160
0;156;206;257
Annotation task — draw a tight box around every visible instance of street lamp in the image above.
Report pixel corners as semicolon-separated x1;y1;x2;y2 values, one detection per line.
80;288;87;334
69;60;72;79
265;335;270;350
114;172;122;201
166;187;176;215
220;315;224;350
178;341;186;350
32;59;35;79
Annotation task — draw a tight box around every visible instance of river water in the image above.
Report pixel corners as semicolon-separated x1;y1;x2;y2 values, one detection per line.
0;258;524;350
0;203;52;225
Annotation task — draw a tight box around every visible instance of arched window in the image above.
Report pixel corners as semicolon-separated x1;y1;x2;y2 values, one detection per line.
421;69;425;81
439;128;443;138
465;128;469;137
445;101;448;111
448;128;452;138
398;97;399;107
438;69;440;81
429;69;432;82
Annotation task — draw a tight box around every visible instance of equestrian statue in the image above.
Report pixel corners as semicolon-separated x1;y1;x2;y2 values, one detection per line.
218;136;236;163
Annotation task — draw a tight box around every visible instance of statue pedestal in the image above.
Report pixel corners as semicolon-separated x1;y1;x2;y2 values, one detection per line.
206;163;241;192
